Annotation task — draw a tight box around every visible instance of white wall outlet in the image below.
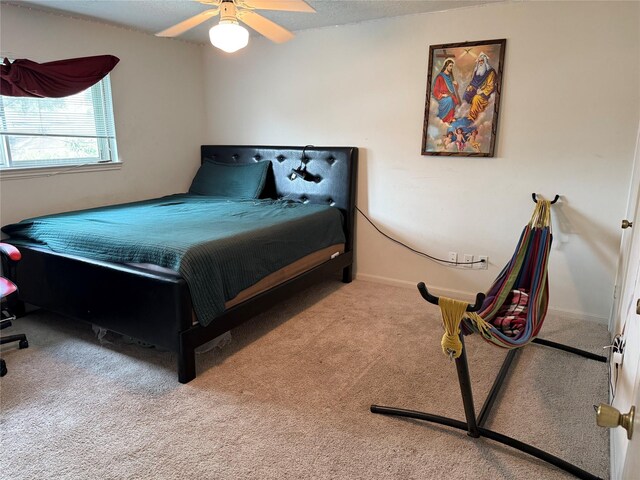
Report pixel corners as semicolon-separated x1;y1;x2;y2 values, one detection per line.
448;251;458;265
612;335;625;365
463;254;473;268
478;255;488;270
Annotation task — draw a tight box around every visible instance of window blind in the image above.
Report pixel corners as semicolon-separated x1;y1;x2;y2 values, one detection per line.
0;76;118;168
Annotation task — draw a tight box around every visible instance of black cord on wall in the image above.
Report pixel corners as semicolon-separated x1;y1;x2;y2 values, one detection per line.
355;206;486;266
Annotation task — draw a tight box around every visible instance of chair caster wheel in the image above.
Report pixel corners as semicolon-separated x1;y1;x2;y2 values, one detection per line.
0;359;6;377
19;339;28;349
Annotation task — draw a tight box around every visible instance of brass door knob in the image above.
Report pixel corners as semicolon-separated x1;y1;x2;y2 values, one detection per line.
596;404;635;439
622;219;633;229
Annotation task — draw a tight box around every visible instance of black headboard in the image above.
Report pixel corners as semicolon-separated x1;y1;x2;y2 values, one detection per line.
200;145;358;251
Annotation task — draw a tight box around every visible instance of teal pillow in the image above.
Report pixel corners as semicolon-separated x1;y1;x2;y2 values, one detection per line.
189;160;270;198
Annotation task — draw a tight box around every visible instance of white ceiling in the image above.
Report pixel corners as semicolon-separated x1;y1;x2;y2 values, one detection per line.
6;0;502;44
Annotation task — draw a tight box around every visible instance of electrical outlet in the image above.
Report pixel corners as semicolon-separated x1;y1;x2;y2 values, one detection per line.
463;254;473;268
612;335;625;365
448;251;458;265
478;255;488;270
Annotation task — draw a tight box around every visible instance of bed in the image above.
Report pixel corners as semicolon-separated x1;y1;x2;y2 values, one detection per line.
1;145;358;383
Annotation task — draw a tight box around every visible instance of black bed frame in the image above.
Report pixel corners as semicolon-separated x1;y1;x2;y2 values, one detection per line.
5;145;358;383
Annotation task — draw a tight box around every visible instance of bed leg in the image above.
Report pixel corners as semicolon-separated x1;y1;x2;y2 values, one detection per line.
342;265;353;283
178;341;196;384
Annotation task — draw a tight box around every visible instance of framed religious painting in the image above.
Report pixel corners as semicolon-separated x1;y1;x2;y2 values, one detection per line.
421;39;506;157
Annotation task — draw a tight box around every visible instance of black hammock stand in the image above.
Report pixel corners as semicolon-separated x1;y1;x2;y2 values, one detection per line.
371;195;607;480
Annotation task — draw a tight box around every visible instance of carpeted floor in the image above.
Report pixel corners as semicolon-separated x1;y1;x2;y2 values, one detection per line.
0;279;609;479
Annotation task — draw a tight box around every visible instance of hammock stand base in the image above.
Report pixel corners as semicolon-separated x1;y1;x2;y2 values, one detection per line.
371;334;607;480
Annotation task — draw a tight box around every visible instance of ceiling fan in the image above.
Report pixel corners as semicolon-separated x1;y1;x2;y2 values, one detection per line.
156;0;315;53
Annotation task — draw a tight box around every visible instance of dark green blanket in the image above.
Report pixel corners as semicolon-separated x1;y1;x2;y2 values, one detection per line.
2;194;345;326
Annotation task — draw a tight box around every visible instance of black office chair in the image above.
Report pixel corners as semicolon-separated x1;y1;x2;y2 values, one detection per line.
1;242;28;377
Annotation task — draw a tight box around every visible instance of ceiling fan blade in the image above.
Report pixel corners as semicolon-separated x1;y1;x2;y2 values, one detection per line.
239;0;315;12
155;8;220;37
237;10;294;43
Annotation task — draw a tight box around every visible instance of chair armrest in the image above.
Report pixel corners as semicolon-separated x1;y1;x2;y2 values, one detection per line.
0;243;21;262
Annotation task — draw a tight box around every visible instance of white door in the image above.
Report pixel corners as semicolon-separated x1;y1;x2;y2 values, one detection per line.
622;308;640;479
611;126;640;479
610;130;640;333
618;265;640;479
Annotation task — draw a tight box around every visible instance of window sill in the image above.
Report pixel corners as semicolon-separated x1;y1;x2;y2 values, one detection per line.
0;161;122;180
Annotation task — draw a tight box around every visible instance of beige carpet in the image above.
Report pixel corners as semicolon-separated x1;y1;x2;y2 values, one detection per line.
1;279;609;479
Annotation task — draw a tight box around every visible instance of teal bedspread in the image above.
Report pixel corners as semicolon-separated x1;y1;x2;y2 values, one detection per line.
2;194;345;326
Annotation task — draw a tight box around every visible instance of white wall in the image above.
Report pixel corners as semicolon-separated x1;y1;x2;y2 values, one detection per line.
0;4;207;224
1;2;637;322
202;1;640;321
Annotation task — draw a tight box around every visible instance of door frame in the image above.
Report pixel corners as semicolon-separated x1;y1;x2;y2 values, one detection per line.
611;124;640;479
610;126;640;334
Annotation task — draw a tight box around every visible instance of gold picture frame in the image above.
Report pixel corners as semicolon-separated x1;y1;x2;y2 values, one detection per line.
421;39;506;157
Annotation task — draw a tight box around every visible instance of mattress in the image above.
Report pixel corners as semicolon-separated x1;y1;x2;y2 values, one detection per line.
129;242;345;325
2;194;346;325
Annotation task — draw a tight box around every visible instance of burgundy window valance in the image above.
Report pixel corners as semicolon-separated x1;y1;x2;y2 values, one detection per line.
0;54;120;98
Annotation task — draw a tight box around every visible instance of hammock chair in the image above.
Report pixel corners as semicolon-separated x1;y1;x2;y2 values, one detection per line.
371;194;607;480
439;195;553;359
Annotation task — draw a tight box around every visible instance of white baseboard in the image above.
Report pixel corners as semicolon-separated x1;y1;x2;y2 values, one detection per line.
545;306;608;325
355;273;609;325
355;273;419;290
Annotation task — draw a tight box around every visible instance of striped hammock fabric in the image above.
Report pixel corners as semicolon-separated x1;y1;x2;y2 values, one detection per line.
437;200;553;358
464;199;552;349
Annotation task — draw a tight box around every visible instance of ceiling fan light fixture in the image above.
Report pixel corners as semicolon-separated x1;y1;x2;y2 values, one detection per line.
209;20;249;53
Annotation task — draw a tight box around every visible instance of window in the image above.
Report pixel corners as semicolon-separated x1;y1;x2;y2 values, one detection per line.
0;75;119;173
